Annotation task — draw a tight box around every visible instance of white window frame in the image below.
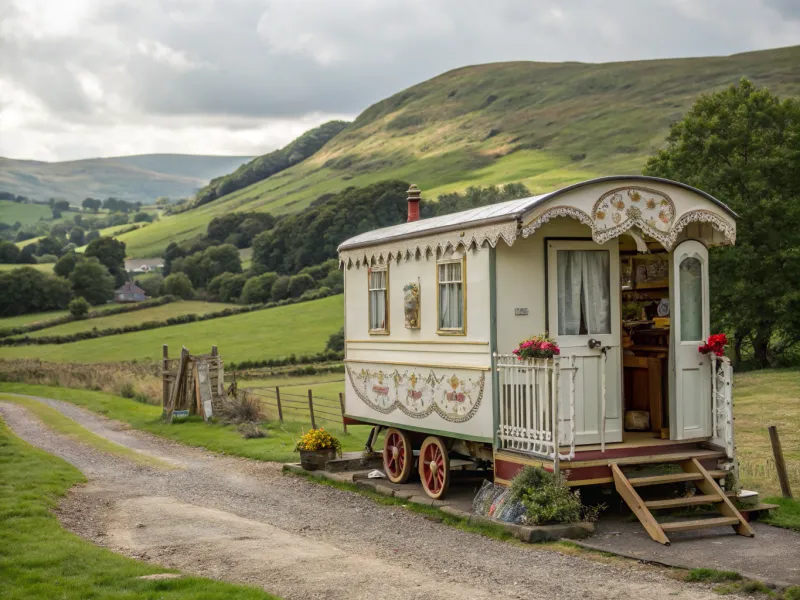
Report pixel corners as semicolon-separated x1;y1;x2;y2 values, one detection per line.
436;254;466;335
368;264;389;334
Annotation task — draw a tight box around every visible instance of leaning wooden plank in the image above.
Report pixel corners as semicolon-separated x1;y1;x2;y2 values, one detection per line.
680;458;755;537
612;463;670;545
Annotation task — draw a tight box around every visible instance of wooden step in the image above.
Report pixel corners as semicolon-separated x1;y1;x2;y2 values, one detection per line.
646;494;723;509
660;516;741;533
604;450;726;468
629;472;704;487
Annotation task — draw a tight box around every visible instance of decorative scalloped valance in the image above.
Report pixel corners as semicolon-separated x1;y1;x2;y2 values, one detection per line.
521;187;736;250
339;221;518;268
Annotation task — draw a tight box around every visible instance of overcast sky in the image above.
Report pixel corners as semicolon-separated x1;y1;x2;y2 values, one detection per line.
1;0;799;163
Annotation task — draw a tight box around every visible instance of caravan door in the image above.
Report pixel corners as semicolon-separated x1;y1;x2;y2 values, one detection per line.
547;240;622;445
670;240;711;440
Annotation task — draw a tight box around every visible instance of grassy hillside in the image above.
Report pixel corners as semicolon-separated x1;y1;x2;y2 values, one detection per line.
24;300;237;338
0;263;53;274
119;45;800;258
0;294;343;363
0;154;252;206
0;303;123;329
0;200;52;226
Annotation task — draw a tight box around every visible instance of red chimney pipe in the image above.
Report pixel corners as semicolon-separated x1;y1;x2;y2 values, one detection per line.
407;184;421;222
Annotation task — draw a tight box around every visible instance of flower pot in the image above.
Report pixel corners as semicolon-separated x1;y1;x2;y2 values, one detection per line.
299;448;337;471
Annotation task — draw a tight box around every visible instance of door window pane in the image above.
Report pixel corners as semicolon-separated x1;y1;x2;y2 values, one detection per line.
556;250;611;335
679;257;703;342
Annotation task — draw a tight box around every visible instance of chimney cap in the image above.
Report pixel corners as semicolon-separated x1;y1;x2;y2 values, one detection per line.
407;184;421;201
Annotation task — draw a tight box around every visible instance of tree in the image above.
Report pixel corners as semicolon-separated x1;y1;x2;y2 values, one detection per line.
54;200;70;212
240;272;278;304
170;244;241;288
82;198;101;212
644;78;800;367
68;296;91;318
70;257;115;305
162;241;187;276
0;240;20;263
133;212;153;223
161;272;194;299
288;273;315;298
0;267;72;316
270;275;291;301
135;274;164;298
36;236;64;257
209;272;248;303
155;196;171;206
85;230;100;243
85;237;127;287
68;227;85;246
54;252;83;278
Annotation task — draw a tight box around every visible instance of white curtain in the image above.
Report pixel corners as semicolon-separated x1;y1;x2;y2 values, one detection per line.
439;263;463;330
679;257;703;341
369;270;386;330
557;250;610;336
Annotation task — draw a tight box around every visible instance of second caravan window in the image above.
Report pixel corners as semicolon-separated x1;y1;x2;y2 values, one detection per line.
368;267;388;332
556;250;611;335
438;259;464;333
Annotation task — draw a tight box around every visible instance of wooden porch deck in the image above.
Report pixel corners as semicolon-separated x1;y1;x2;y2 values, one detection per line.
494;432;728;487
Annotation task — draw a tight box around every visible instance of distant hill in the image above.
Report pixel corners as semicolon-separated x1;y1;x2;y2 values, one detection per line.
0;154;254;206
111;45;800;257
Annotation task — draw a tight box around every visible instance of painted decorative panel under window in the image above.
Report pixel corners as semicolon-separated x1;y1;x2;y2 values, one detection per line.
556;250;611;336
368;267;388;332
438;260;464;333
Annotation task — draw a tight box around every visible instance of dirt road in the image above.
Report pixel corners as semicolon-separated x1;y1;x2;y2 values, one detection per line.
0;395;724;600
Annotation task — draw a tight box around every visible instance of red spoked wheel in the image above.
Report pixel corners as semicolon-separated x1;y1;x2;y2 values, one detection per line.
418;436;450;500
383;428;413;483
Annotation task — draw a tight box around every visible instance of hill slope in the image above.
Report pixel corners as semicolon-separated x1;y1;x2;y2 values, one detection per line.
0;154;253;205
117;45;800;258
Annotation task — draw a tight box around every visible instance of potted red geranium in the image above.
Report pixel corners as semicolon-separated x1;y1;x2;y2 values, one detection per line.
512;335;560;360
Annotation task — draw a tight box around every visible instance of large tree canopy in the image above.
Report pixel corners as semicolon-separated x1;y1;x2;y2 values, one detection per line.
644;78;800;367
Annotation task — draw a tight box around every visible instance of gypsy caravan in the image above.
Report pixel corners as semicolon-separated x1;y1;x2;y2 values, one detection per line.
338;176;753;544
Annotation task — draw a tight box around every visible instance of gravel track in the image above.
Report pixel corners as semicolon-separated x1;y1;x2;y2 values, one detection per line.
0;394;724;600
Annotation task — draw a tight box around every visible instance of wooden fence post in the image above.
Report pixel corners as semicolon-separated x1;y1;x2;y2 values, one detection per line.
211;345;218;357
307;389;317;429
339;392;347;435
275;386;284;423
769;425;793;498
162;344;169;409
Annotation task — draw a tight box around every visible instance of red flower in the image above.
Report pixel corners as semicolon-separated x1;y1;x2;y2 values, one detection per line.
699;333;727;357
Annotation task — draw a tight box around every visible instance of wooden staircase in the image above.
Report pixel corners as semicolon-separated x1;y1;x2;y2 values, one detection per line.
611;451;754;545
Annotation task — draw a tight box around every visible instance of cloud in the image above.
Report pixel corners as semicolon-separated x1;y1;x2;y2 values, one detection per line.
1;0;799;161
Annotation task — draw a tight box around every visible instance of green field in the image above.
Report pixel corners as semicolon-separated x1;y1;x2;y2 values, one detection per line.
117;46;800;257
0;294;343;363
24;300;236;338
0;303;122;330
0;263;54;274
0;413;277;600
0;200;53;227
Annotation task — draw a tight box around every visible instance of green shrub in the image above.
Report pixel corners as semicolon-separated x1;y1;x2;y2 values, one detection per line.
684;569;742;583
118;382;136;398
68;297;91;318
161;272;194;299
509;466;601;525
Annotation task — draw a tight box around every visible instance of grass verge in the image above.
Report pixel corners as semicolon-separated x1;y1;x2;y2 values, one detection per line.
0;383;369;463
0;415;279;600
762;496;800;532
0;393;170;469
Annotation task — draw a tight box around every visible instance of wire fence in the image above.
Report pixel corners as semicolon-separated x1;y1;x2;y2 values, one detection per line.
243;384;348;433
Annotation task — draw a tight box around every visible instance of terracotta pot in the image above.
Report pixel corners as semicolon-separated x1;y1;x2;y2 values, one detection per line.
299;448;337;471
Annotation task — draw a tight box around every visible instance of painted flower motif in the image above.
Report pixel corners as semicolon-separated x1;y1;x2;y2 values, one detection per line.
646;198;657;210
449;375;460;390
596;210;606;220
658;210;670;224
628;190;641;202
626;205;642;220
612;212;622;224
660;198;669;206
614;199;625;210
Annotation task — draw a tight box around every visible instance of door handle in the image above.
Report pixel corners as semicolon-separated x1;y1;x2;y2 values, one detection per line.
588;338;602;350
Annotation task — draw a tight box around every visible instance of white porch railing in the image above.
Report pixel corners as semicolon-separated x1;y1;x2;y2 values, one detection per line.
710;355;735;459
495;354;577;466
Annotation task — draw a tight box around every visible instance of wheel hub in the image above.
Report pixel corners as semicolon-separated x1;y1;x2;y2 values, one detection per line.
391;446;399;459
429;460;438;474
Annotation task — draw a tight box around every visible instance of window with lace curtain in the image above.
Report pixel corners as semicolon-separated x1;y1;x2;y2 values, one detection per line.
437;257;465;334
368;266;388;333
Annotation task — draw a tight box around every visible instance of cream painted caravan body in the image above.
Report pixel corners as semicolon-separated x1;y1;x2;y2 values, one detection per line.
338;176;738;494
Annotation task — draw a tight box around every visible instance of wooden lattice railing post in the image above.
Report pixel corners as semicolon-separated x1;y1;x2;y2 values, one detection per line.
307;389;317;429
